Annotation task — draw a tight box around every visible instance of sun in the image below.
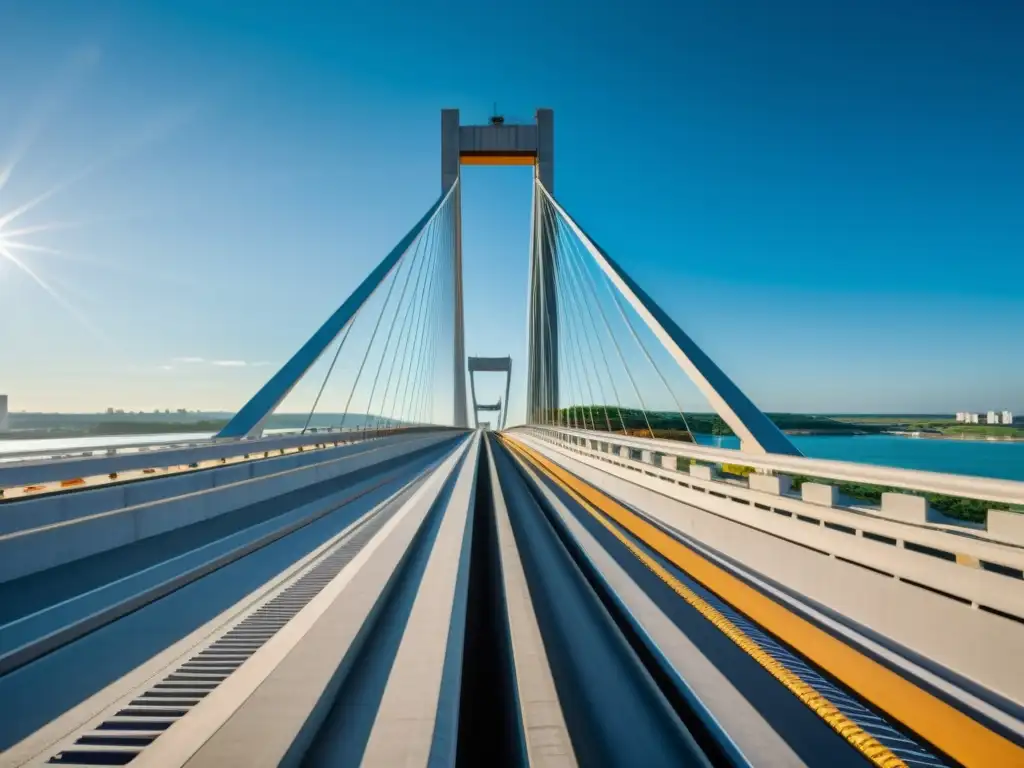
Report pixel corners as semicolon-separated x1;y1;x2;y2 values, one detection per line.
0;175;76;306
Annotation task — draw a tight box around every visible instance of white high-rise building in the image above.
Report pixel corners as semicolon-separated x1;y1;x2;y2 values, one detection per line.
987;411;1000;424
955;412;965;422
0;395;8;432
1004;411;1014;425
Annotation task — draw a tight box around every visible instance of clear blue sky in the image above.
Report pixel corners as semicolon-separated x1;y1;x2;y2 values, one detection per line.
1;0;1021;420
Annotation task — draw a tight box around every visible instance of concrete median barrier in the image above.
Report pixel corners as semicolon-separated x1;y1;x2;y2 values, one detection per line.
0;434;438;537
0;433;461;584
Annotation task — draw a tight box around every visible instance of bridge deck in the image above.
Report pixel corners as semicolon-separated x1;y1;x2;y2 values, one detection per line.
0;431;1021;767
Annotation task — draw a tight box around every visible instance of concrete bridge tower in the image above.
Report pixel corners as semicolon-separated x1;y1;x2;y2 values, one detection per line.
441;108;556;427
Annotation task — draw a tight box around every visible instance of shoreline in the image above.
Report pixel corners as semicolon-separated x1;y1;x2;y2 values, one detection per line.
782;429;876;437
884;430;1024;444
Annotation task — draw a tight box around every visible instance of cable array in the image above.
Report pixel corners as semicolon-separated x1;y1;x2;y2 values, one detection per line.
293;184;457;434
529;181;698;443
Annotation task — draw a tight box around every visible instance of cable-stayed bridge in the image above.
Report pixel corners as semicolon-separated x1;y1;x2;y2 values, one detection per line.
1;109;1023;767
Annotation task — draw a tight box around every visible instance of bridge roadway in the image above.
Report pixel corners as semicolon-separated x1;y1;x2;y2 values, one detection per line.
0;429;1022;766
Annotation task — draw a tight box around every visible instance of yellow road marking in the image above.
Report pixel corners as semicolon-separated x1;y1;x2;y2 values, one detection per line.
503;437;905;767
503;435;1024;767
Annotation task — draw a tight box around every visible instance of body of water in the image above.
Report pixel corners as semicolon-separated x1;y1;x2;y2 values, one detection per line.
696;433;1024;482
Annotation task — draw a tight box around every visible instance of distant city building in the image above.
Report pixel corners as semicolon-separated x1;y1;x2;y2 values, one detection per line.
957;410;1013;426
0;394;8;432
106;407;114;414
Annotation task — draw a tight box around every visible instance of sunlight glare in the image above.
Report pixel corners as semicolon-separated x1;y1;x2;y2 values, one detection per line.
0;243;64;302
2;221;79;238
0;185;100;334
3;240;64;256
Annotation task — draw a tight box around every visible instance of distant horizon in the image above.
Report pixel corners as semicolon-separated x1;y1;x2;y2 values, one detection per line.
4;409;1005;418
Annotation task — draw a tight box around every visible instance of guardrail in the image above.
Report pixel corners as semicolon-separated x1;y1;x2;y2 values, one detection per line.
520;426;1024;508
516;425;1024;546
0;426;458;489
0;431;460;584
517;428;1024;624
0;426;397;464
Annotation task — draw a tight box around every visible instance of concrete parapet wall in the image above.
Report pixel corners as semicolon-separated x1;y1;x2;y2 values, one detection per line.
881;492;930;523
0;427;458;488
521;430;1024;599
523;436;1024;707
519;425;1024;510
989;510;1024;545
689;464;713;481
802;482;838;507
0;438;406;537
0;433;457;584
749;473;792;496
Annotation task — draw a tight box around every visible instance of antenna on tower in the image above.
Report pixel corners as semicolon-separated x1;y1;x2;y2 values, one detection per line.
489;102;505;126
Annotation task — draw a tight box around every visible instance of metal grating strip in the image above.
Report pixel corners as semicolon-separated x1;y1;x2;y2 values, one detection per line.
623;528;950;767
47;494;404;766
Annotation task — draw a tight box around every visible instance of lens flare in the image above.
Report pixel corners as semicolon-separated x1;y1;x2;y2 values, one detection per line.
0;185;95;331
